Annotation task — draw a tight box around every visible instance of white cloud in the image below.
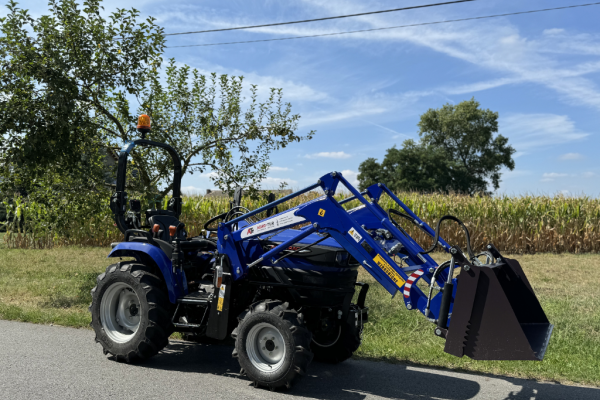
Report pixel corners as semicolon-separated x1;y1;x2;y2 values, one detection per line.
300;90;430;127
501;169;532;180
541;173;568;182
181;185;204;195
201;171;220;179
360;120;409;138
193;64;329;103
241;1;600;110
543;28;566;36
269;166;291;172
583;172;597;178
261;176;298;188
559;153;585;161
340;169;359;187
502;114;589;151
305;151;352;159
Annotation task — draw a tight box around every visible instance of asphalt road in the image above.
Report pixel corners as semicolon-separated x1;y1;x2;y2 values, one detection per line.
0;320;597;400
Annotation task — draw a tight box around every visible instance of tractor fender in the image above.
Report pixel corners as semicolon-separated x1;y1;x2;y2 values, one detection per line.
108;242;187;303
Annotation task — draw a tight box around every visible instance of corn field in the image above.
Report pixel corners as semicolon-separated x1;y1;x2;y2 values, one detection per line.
4;191;600;254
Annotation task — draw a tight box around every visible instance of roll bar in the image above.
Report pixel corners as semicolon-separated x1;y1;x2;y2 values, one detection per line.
110;139;182;234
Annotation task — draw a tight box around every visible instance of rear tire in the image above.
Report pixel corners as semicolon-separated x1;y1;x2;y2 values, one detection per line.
232;300;313;390
90;262;172;363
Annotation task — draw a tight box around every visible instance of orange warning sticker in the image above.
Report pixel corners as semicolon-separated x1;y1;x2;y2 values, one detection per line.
217;284;226;311
318;208;326;217
373;254;405;287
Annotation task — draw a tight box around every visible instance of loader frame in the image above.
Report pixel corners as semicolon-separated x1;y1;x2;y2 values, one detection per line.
218;171;454;322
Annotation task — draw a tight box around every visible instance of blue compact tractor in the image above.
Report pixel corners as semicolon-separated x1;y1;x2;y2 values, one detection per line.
90;116;553;390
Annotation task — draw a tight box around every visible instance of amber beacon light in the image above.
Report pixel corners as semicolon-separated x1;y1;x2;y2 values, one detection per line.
137;114;151;138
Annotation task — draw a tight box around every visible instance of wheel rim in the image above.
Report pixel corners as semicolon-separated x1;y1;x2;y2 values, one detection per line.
246;322;286;373
100;282;141;344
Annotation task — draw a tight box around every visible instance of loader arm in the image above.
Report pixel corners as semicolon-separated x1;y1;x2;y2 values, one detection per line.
218;172;451;317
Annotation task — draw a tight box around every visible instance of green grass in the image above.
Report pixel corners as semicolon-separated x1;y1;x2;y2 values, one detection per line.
0;247;598;386
356;253;600;386
0;247;108;327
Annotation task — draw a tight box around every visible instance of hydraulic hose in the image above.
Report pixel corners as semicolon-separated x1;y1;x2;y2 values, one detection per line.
420;215;475;260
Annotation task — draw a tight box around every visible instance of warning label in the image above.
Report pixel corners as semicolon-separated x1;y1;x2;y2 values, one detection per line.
348;228;362;243
217;284;226;311
373;254;406;287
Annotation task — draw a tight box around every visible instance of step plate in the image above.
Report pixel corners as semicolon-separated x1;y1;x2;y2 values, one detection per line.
178;289;211;304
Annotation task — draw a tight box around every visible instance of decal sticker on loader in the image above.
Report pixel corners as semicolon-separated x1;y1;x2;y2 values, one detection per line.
240;208;306;238
217;284;226;311
348;228;362;243
318;208;326;217
373;254;406;287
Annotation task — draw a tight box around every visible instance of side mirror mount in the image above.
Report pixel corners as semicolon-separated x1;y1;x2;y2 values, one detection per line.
129;199;141;213
233;188;243;208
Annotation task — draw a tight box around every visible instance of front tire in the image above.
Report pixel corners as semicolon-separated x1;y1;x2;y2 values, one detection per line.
90;262;172;362
232;300;313;390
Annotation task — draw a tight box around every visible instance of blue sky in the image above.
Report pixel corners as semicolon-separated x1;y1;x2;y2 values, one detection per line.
9;0;600;196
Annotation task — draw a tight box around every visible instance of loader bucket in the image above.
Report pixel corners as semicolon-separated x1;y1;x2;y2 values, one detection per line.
444;257;553;361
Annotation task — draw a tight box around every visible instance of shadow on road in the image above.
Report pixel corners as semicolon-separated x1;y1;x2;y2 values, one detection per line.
142;340;600;400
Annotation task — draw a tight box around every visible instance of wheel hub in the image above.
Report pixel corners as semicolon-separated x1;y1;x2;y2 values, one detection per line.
246;323;286;373
100;282;141;344
129;304;139;316
265;339;275;351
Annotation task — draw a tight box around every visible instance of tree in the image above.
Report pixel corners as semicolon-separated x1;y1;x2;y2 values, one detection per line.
104;60;312;197
0;0;313;200
358;141;454;192
357;157;382;190
357;99;515;194
418;98;515;194
0;0;164;177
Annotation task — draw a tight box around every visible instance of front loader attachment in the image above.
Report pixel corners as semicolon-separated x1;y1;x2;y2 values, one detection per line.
217;172;552;363
444;248;553;361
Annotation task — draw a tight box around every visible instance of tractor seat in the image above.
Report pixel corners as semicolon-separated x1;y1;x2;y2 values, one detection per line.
148;215;180;242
